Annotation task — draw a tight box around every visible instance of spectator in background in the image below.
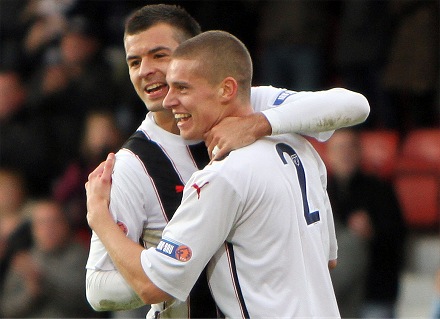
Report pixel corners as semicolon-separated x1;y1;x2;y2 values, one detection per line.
17;0;147;136
326;128;407;318
52;110;123;248
0;167;32;293
25;15;119;178
0;168;26;245
0;69;53;196
19;0;71;76
0;198;99;318
256;0;333;90
0;0;29;73
381;0;439;133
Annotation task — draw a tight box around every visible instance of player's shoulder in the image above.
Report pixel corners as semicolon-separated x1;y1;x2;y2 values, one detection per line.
251;85;301;109
115;148;142;168
251;85;288;99
112;149;148;184
211;139;274;171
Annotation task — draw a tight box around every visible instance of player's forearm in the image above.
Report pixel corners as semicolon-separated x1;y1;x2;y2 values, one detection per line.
262;88;370;135
88;204;170;305
86;269;145;311
89;209;151;297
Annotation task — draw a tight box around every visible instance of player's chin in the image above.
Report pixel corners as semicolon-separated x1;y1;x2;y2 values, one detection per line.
148;106;167;114
180;129;199;141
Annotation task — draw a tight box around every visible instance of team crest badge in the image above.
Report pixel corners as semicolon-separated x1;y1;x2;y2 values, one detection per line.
176;245;192;262
117;221;128;235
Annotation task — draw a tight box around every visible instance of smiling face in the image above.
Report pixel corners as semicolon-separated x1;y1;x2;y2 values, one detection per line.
163;31;254;141
125;23;180;113
163;58;223;141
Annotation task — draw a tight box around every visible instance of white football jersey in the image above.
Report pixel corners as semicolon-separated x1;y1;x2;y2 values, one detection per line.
141;133;339;318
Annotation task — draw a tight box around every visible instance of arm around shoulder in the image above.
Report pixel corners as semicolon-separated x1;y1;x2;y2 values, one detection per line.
262;87;370;136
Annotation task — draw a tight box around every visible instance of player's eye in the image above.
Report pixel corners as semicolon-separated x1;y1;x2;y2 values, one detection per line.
128;60;140;68
178;85;188;93
154;52;170;60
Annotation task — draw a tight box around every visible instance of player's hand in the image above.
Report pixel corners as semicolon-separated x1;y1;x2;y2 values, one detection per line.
85;153;115;230
328;259;337;270
204;112;271;160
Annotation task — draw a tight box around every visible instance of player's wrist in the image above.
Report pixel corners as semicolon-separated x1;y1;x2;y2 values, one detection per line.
252;112;272;138
86;200;112;228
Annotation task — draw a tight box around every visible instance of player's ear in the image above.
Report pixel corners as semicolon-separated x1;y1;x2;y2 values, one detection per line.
218;77;237;101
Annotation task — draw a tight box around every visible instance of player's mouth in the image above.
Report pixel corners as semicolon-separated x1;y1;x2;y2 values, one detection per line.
144;83;168;97
175;113;192;125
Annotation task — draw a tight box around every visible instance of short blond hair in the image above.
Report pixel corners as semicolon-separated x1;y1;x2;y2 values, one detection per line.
172;30;253;100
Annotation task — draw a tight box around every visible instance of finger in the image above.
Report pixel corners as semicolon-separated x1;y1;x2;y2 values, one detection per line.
88;161;106;181
206;140;216;160
328;259;337;270
212;145;220;157
98;153;115;185
204;131;219;159
212;150;222;162
212;145;230;162
103;153;116;175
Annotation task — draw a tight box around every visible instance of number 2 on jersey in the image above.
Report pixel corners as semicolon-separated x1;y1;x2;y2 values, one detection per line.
276;143;320;225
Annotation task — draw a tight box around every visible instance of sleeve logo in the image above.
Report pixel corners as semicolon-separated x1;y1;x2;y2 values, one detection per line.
192;181;209;199
156;238;192;262
273;90;296;106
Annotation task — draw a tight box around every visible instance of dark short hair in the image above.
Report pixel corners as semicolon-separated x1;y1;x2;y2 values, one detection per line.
124;4;201;43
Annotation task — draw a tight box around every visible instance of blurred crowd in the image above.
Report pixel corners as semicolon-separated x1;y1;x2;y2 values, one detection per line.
0;0;438;318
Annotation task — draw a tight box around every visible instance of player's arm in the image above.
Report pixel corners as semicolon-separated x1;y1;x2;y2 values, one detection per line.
86;268;144;311
85;154;152;310
316;150;339;270
206;87;370;159
86;237;147;312
86;154;172;305
260;87;370;136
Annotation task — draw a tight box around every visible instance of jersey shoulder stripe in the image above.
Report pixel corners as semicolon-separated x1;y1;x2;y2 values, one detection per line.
121;131;185;221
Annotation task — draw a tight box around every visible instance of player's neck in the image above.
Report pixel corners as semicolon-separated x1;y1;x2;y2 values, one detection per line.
153;110;180;135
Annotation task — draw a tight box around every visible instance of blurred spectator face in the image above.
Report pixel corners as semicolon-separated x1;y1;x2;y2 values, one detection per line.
326;130;362;178
60;31;99;65
31;201;70;253
0;169;25;216
0;169;26;258
85;113;120;151
81;111;122;160
60;16;101;66
0;72;26;121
